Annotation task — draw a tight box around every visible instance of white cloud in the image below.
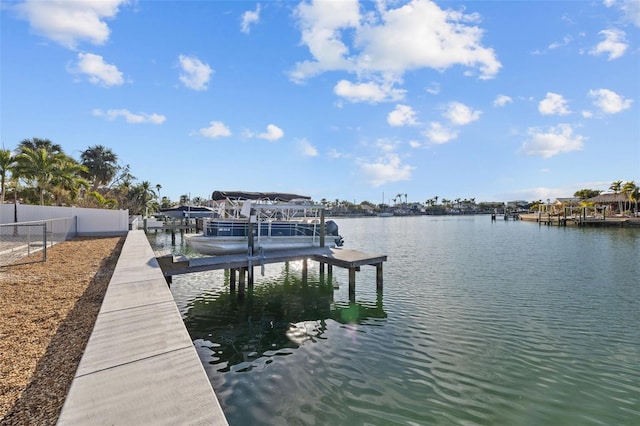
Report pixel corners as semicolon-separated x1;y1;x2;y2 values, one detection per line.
493;94;513;107
178;55;213;91
588;88;633;114
257;124;284;141
425;82;440;95
443;102;481;125
359;153;414;187
375;138;398;153
70;53;124;87
423;122;458;144
199;121;231;138
92;109;166;124
604;0;640;27
409;140;421;148
241;3;261;34
334;80;405;103
328;148;344;159
521;124;585;158
298;138;318;157
15;0;127;50
590;29;628;60
538;92;571;115
548;35;572;50
290;0;501;84
387;104;418;126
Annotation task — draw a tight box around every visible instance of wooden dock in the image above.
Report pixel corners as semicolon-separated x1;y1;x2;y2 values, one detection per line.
519;213;640;228
157;247;387;301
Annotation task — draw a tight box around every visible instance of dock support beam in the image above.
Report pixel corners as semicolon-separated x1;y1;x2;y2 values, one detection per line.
302;258;308;283
247;265;254;288
238;268;246;297
348;268;356;301
376;263;383;292
229;269;236;292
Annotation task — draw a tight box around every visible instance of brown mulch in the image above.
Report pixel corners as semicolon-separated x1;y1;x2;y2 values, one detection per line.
0;236;124;426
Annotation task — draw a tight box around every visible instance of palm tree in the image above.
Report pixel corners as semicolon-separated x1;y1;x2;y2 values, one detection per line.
622;181;637;213
87;191;118;209
80;145;118;192
18;137;63;155
126;180;156;215
433;196;438;205
0;149;15;204
15;147;72;205
610;180;623;213
50;157;88;205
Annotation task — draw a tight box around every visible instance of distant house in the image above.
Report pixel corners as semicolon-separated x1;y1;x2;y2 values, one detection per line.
555;197;579;206
587;193;630;214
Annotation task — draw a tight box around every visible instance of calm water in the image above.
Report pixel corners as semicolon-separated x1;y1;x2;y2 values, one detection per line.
147;216;640;425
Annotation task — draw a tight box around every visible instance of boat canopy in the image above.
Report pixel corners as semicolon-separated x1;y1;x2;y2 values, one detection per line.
211;191;311;202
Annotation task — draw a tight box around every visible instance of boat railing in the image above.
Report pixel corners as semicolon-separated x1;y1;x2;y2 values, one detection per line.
204;218;322;240
212;199;325;222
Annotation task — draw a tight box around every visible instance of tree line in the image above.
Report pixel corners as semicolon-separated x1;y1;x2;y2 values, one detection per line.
574;180;639;213
0;138;162;215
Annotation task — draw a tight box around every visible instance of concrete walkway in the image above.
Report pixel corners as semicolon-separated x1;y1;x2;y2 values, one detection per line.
57;230;228;425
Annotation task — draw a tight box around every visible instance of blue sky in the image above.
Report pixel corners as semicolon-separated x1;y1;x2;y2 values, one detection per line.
1;0;638;205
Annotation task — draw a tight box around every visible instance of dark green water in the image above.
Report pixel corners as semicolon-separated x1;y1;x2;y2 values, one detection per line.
148;216;640;425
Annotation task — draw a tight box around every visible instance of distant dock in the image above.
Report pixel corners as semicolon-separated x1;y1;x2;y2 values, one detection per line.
519;213;640;228
157;246;387;301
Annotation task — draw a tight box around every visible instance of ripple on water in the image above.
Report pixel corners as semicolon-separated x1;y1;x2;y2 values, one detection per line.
151;218;640;425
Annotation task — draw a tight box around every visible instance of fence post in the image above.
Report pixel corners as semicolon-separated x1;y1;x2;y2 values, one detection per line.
43;222;47;261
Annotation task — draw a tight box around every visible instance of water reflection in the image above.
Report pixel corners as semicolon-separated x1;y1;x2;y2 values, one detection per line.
183;265;386;372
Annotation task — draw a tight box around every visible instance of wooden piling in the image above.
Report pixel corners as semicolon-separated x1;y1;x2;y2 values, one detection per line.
229;268;236;292
348;268;356;301
376;263;383;292
238;268;246;296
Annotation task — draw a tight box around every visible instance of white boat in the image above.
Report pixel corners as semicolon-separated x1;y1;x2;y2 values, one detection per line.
185;191;344;255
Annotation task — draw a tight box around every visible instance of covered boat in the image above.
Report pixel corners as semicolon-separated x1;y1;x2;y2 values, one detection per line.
160;205;216;219
185;191;344;255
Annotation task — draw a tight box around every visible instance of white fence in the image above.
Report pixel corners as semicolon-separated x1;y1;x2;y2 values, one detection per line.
0;204;129;236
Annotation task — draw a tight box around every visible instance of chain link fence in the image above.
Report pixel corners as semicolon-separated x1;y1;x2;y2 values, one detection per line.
0;217;77;267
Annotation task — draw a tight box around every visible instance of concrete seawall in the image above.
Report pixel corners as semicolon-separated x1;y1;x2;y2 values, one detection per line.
57;230;228;425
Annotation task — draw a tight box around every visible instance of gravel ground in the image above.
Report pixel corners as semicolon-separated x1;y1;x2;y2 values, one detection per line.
0;236;124;426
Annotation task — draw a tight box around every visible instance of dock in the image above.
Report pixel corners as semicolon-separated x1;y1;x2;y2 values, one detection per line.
157;246;387;301
519;213;640;228
57;230;228;426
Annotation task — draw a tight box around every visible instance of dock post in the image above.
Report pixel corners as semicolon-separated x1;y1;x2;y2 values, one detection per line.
248;265;254;288
348;268;356;301
238;268;246;297
302;258;308;284
376;263;383;292
231;269;236;292
320;209;325;247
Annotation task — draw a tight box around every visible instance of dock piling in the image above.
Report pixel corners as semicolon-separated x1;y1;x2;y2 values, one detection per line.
229;268;236;292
